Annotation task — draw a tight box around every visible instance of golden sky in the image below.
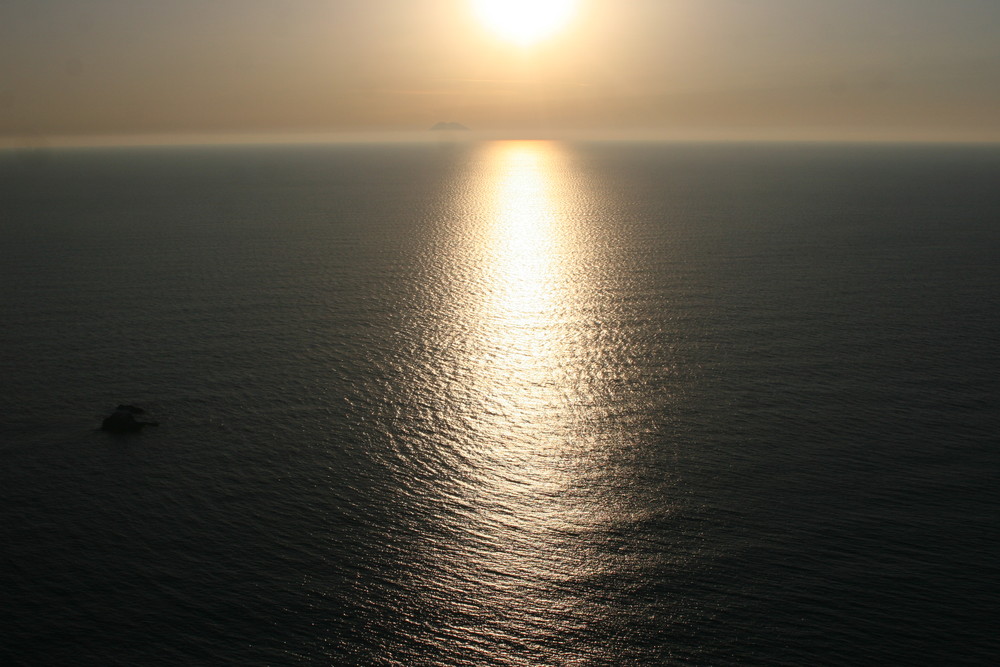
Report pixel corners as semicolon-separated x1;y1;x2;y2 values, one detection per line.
2;0;1000;146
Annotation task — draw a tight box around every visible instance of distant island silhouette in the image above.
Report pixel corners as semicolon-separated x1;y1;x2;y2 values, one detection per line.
430;122;470;131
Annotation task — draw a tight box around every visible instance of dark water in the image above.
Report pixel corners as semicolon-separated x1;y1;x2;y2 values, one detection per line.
1;141;998;665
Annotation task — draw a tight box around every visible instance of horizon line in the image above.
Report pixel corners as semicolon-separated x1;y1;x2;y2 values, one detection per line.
3;128;1000;151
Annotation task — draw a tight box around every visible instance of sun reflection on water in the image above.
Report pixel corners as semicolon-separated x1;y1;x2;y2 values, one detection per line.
383;140;666;663
472;142;573;429
370;142;688;664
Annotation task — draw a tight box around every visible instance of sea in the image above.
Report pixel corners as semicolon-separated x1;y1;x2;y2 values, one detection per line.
1;140;998;665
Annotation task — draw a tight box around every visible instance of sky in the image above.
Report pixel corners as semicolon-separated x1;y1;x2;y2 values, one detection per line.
2;0;1000;146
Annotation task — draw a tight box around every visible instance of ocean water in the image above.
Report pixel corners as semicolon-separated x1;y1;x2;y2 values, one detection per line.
1;140;998;665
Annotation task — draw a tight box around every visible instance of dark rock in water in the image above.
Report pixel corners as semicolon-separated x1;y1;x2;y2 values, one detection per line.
101;406;158;433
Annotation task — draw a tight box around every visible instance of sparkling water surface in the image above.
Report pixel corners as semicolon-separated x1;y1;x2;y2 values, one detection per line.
1;141;998;665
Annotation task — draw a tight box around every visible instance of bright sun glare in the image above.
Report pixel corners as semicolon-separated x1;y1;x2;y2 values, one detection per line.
472;0;576;46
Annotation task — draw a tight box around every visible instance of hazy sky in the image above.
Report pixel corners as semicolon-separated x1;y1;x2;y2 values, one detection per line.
2;0;999;145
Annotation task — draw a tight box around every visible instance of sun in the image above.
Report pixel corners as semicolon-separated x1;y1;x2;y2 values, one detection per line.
472;0;576;46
